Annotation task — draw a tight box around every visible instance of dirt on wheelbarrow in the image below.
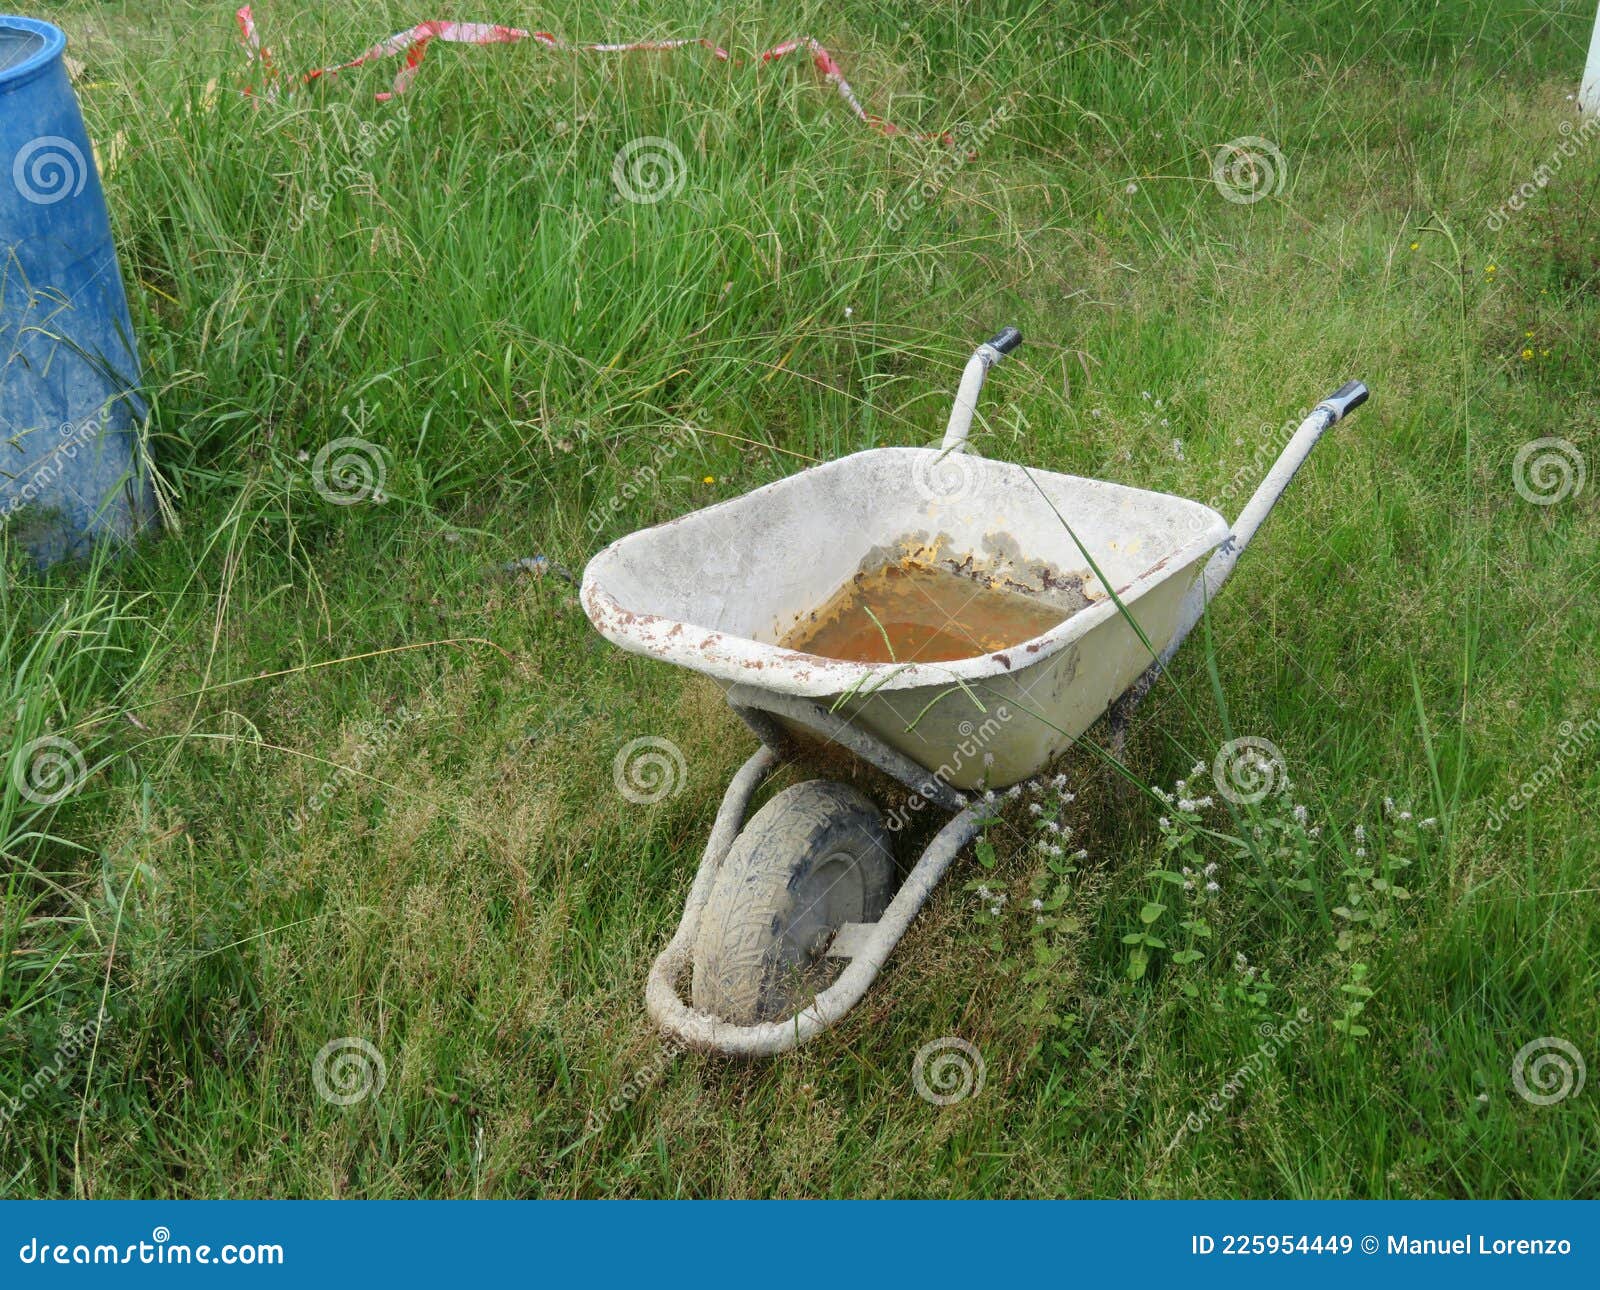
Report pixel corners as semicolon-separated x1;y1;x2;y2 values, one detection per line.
781;557;1073;665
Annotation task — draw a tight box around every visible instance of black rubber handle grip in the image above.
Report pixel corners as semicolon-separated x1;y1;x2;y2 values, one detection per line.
986;326;1023;356
1319;380;1369;421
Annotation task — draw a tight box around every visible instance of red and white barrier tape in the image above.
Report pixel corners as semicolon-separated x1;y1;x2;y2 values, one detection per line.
233;7;950;143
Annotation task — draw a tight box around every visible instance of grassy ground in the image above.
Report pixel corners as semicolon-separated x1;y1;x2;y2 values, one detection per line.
4;0;1598;1197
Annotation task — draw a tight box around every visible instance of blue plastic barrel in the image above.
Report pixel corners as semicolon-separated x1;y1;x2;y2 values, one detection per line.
1;13;153;564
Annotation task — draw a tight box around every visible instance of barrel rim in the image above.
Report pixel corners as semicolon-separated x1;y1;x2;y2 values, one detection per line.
0;14;65;92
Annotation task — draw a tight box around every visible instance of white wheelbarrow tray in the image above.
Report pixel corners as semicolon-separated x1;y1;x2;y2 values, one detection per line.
581;327;1368;1057
582;447;1229;790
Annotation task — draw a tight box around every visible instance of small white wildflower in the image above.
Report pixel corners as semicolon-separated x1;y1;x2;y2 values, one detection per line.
1419;816;1436;829
1034;914;1046;926
296;449;310;463
1044;820;1061;834
976;884;992;901
1028;802;1043;816
1031;898;1044;911
1203;862;1217;877
1048;844;1064;858
1071;849;1087;861
1205;880;1220;893
1292;803;1308;825
1190;760;1205;777
1353;823;1365;842
1125;182;1138;195
1181;866;1193;877
1355;847;1366;858
982;752;994;767
990;905;1002;917
1184;880;1195;893
1384;796;1396;816
1175;779;1188;794
844;305;854;318
1052;773;1068;790
982;789;997;804
1399;810;1412;822
1159;816;1172;830
1090;408;1103;418
1171;438;1185;460
1007;785;1023;799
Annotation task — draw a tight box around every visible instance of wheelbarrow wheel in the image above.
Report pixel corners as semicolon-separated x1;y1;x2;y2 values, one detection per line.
691;779;896;1026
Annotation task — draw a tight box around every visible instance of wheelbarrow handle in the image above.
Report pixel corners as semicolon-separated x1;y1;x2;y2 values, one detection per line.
986;326;1024;356
1155;379;1372;676
1317;379;1369;422
941;325;1023;453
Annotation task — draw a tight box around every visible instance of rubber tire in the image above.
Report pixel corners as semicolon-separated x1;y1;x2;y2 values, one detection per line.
691;780;896;1025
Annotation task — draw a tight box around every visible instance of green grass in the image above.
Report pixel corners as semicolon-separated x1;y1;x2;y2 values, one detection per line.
3;0;1597;1197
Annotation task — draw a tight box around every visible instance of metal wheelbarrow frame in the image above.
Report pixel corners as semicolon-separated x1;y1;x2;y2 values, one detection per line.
583;328;1368;1056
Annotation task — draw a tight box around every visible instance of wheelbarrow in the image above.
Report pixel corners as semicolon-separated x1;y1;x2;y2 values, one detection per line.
581;327;1368;1056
